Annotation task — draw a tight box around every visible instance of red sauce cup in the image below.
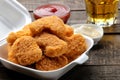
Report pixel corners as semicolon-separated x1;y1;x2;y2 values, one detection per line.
33;3;70;23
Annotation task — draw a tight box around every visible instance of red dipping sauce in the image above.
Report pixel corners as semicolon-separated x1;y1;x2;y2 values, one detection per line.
33;4;70;23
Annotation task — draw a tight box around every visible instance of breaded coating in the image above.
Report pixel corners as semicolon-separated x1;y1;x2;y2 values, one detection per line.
7;26;32;45
64;34;87;62
7;43;19;64
27;19;44;36
36;55;68;71
64;24;74;37
40;16;70;38
8;36;42;66
8;52;19;64
36;32;67;57
7;16;73;45
7;32;17;46
29;16;73;38
7;43;11;52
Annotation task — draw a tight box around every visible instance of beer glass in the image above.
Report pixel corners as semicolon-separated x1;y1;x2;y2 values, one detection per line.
85;0;119;27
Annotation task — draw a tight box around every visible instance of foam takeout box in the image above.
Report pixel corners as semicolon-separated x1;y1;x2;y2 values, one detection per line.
0;0;94;80
0;0;31;46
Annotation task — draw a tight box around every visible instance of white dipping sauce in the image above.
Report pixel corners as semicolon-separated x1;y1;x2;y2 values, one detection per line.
77;26;101;38
71;24;104;45
72;24;102;39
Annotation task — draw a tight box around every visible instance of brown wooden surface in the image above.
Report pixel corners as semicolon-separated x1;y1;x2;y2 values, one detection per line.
0;0;120;80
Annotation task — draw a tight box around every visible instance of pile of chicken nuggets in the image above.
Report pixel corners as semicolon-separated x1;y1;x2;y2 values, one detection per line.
7;16;87;71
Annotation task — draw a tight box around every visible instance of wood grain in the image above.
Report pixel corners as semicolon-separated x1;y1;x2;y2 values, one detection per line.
18;0;120;11
86;35;120;65
1;63;120;80
17;0;86;11
59;65;120;80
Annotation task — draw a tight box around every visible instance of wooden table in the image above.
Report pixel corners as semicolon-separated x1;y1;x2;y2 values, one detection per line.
0;0;120;80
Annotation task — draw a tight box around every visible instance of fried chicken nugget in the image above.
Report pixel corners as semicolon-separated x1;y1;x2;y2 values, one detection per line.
8;36;42;66
7;43;19;64
36;32;67;57
8;52;19;64
7;16;73;45
64;34;87;62
27;19;44;36
40;16;73;38
36;55;68;71
7;32;17;45
7;26;33;45
29;16;73;38
63;24;74;38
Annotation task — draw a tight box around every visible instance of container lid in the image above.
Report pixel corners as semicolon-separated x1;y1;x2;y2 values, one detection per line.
0;0;31;46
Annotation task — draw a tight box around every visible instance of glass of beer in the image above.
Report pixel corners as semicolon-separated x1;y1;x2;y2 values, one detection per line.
85;0;119;27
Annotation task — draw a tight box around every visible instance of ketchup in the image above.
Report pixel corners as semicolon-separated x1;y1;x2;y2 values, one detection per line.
33;4;70;23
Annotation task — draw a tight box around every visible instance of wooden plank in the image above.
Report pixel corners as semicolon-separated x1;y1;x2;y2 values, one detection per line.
86;34;120;65
59;65;120;80
17;0;86;11
18;0;120;11
0;64;36;80
1;63;120;80
67;11;120;25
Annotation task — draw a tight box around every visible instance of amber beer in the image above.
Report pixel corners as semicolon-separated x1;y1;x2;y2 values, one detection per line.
85;0;119;27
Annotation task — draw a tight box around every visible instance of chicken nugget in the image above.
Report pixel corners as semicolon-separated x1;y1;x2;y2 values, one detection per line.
29;16;73;38
7;26;32;45
7;32;17;46
36;55;68;71
27;19;44;36
8;36;42;66
64;24;74;37
41;16;67;38
7;43;19;64
24;16;64;37
7;43;11;52
64;34;87;62
8;52;19;64
16;29;32;38
41;16;74;38
36;32;67;57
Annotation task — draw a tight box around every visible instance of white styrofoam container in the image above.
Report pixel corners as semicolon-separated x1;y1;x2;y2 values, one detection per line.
0;0;31;46
0;35;93;80
0;0;94;80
